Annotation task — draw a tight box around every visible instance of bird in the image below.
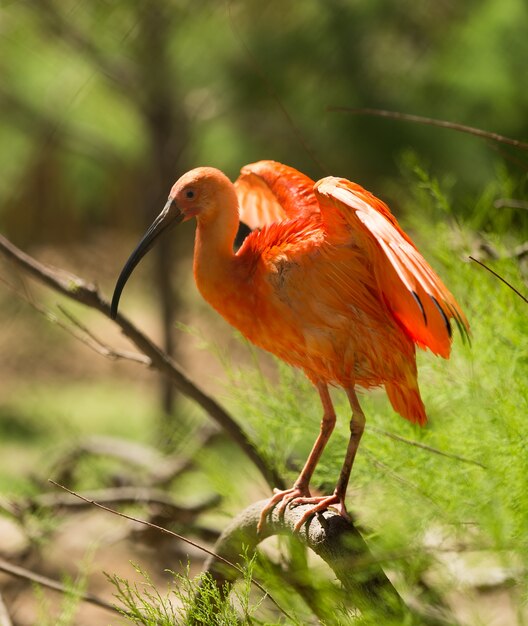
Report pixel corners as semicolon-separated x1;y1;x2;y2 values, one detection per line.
111;160;469;532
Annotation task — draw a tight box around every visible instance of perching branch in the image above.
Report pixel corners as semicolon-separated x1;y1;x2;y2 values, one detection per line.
328;107;528;151
0;233;284;490
201;499;455;625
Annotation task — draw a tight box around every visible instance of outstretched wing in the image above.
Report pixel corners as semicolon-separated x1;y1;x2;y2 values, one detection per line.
315;176;470;358
234;160;319;229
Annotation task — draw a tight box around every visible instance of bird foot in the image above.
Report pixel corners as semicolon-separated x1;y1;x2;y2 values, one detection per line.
257;485;311;534
289;493;349;532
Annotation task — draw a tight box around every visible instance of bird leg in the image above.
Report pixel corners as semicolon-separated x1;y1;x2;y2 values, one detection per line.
290;385;366;531
257;383;336;533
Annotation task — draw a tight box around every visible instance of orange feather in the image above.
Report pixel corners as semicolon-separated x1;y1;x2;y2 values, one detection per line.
227;161;468;424
112;160;470;529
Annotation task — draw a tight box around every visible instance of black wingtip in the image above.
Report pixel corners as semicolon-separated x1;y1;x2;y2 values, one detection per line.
446;303;471;347
431;296;452;338
411;291;427;326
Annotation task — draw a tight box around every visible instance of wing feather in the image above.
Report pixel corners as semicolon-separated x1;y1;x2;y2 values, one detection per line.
235;160;319;229
315;176;469;357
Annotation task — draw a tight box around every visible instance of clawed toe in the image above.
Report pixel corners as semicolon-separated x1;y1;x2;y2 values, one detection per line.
258;488;350;534
257;486;311;534
293;494;349;532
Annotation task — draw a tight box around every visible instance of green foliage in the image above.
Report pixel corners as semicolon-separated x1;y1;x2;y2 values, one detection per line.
1;0;528;241
33;568;88;626
2;2;528;621
210;160;528;619
109;560;266;626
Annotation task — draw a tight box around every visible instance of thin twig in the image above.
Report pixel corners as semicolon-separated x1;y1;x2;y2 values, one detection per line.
0;556;120;616
367;425;486;468
48;481;292;621
328;107;528;151
469;256;528;305
0;275;150;366
0;233;284;490
363;449;444;512
487;141;528;171
57;304;150;365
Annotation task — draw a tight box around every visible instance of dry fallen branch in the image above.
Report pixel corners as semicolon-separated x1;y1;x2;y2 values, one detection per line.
49;428;221;488
23;487;219;522
0;556;120;617
0;233;283;490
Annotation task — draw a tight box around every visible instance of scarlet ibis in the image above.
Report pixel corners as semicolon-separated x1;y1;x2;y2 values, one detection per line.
111;160;469;532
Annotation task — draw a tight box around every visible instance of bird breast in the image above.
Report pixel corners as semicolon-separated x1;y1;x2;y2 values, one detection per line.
195;221;415;389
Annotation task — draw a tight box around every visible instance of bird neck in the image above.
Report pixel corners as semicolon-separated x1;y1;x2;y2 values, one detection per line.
193;200;239;305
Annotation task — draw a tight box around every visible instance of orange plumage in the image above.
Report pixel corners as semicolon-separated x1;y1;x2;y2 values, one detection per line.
111;160;469;531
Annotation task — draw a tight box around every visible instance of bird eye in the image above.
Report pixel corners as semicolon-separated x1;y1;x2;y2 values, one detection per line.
186;189;195;199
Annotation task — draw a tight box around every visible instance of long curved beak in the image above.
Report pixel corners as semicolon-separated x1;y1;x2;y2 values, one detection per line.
110;197;183;319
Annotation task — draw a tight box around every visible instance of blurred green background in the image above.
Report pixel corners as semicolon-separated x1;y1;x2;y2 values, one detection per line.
2;0;527;242
0;1;527;624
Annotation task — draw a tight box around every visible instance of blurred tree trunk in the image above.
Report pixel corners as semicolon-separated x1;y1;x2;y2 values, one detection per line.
135;2;189;422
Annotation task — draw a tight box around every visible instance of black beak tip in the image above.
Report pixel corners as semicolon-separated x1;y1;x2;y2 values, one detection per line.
110;294;120;320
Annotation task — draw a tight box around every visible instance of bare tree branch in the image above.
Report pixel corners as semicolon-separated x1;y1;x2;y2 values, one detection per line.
367;425;486;468
0;233;284;490
469;256;528;305
48;429;221;488
494;198;528;210
56;305;150;365
23;488;220;521
328;107;528;151
0;556;120;617
48;481;292;621
0;276;150;366
201;499;456;625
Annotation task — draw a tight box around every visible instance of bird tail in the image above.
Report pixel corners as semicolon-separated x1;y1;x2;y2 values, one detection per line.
385;382;427;426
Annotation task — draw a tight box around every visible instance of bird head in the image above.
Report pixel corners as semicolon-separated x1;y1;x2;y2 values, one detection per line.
110;167;236;319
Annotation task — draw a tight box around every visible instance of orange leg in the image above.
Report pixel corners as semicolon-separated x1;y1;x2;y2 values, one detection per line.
257;382;336;533
291;385;366;531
